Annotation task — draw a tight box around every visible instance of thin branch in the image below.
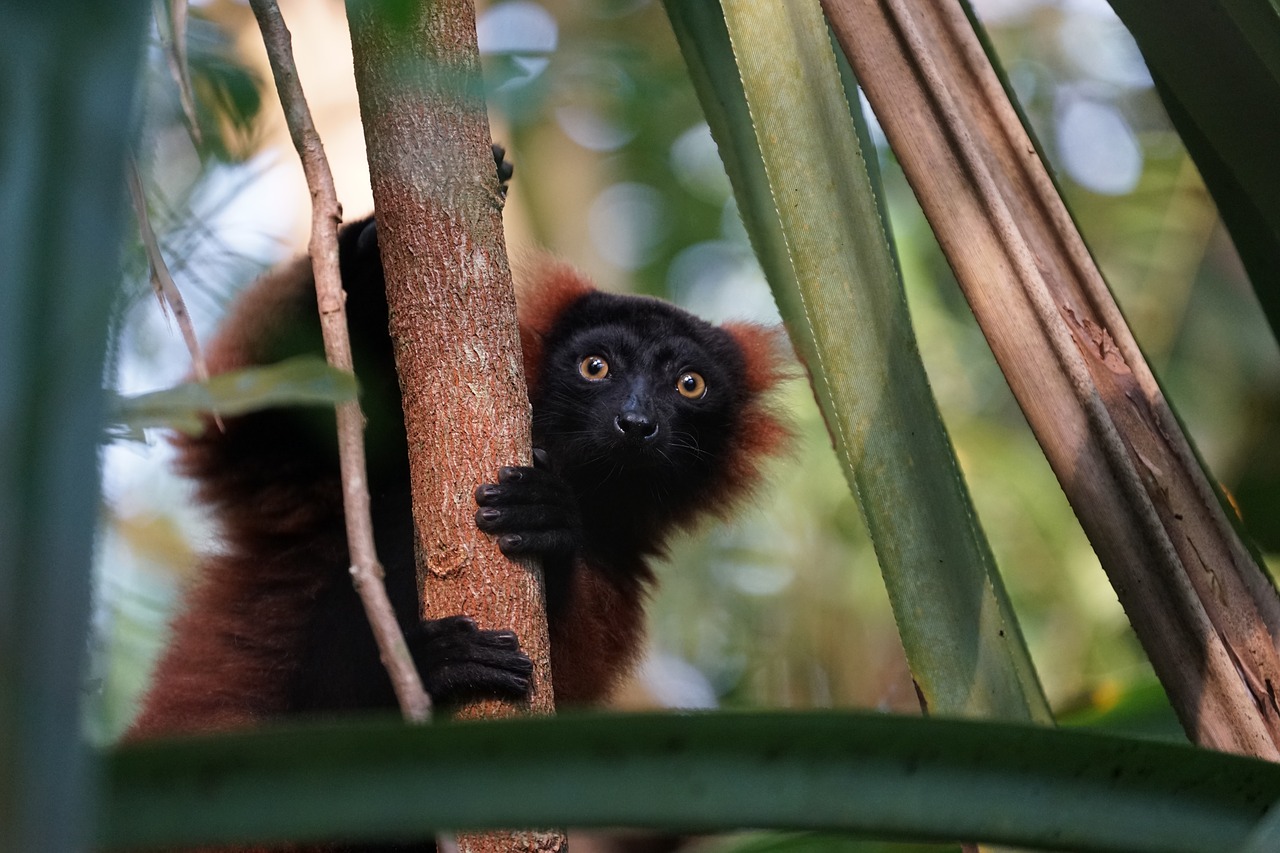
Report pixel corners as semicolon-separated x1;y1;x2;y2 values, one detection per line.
247;0;432;723
126;156;211;386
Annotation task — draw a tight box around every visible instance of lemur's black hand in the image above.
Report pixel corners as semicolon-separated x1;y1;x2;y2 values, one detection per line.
355;216;379;259
492;142;514;195
405;615;534;705
475;449;582;560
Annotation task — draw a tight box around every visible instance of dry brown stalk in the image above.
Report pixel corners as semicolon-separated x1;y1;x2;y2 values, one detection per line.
126;157;210;386
823;0;1280;757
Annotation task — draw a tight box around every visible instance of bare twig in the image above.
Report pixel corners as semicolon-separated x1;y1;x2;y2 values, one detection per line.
126;156;211;387
152;0;201;147
247;0;432;723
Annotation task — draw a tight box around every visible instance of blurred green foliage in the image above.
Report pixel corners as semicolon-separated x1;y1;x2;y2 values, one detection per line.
99;711;1280;851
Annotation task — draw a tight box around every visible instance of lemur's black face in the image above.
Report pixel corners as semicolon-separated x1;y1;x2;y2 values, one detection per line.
532;292;747;504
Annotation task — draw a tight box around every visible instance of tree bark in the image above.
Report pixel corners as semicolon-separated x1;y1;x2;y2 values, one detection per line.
346;1;563;851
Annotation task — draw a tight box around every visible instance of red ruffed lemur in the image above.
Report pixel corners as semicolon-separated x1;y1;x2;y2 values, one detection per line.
129;152;790;835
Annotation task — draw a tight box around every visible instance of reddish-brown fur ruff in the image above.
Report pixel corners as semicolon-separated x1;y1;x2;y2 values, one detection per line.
513;253;594;400
130;237;792;749
544;561;648;706
129;256;344;740
711;322;793;518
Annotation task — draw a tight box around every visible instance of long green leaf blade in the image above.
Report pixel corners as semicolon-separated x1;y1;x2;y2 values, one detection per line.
664;0;1049;722
0;2;148;851
101;712;1280;852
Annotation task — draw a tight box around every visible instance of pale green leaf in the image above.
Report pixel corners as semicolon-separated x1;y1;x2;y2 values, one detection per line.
108;356;358;435
664;0;1049;722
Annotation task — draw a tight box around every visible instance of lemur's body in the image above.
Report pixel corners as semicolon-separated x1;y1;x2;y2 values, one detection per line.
130;212;788;849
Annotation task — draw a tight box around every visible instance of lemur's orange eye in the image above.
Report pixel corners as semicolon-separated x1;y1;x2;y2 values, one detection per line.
676;371;707;399
579;356;610;381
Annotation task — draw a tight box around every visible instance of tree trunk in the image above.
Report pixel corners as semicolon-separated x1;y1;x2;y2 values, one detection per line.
346;1;563;851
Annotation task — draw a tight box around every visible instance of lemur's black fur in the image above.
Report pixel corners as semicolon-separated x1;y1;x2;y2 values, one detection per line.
130;154;790;813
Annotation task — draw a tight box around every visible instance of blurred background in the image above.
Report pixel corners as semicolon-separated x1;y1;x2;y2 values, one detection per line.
93;0;1280;743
